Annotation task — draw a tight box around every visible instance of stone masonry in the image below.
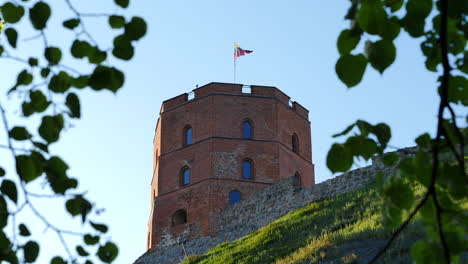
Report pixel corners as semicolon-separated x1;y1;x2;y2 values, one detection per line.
134;147;416;264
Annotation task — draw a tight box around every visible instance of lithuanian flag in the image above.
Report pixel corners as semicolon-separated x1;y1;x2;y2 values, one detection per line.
234;43;253;60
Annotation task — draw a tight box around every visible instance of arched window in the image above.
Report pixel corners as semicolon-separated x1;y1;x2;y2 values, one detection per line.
181;167;190;186
243;121;252;139
293;172;302;190
184;126;193;146
242;159;253;179
229;191;241;205
171;209;187;226
292;133;299;154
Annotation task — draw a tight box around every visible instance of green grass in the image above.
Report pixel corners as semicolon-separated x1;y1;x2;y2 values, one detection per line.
182;184;420;264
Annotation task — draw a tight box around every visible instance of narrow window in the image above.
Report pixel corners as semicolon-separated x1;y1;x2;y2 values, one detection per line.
243;121;252;139
293;172;302;190
292;133;299;154
229;191;241;205
184;126;193;146
172;209;187;226
243;159;253;179
181;167;190;185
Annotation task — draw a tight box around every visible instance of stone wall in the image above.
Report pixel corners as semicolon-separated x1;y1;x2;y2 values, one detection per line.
134;147;416;264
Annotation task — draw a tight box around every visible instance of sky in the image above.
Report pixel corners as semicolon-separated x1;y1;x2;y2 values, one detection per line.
0;0;465;263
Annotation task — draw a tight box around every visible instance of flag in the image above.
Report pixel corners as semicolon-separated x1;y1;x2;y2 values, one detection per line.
234;43;253;60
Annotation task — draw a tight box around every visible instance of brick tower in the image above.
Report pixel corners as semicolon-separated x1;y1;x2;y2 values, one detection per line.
147;83;314;250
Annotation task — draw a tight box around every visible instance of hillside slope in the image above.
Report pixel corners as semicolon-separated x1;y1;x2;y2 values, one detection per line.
182;183;466;264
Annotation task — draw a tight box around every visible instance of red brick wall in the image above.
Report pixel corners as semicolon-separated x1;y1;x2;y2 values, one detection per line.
148;83;315;250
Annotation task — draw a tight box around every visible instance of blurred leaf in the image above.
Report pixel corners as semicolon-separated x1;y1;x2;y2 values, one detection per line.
115;0;129;8
29;1;51;30
63;18;80;29
327;143;353;172
44;47;62;64
84;234;99;245
38;115;64;143
90;221;108;233
381;152;399;166
49;71;72;93
30;90;50;113
0;180;17;203
384;0;404;12
71;40;92;59
44;156;77;194
9;126;31;140
65;93;81;118
97;242;118;263
88;46;107;64
16;70;33;86
19;224;31;236
357;0;386;35
5;28;18;48
66;196;92;222
112;35;134;60
89;66;124;92
16;155;43;183
332;123;355;138
365;40;396;73
0;167;5;177
50;257;67;264
23;241;39;263
109;15;125;28
337;29;360;55
1;2;25;23
28;57;38;66
335;54;367;87
76;245;89;256
124;17;147;41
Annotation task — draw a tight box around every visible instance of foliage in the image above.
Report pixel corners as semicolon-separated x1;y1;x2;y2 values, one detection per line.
0;0;146;263
183;183;459;264
328;0;467;263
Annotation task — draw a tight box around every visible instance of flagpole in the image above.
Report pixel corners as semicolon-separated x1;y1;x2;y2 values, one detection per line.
233;43;236;83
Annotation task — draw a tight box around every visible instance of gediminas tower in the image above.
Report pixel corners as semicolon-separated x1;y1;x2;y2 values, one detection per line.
147;82;314;250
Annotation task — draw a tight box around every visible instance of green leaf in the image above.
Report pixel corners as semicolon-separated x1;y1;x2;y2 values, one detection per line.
365;40;396;73
9;126;31;140
381;152;399;166
16;70;33;86
84;234;100;245
44;156;77;194
88;46;107;64
124;17;147;41
29;1;51;30
332;123;355;138
28;57;38;66
115;0;129;8
384;0;404;12
44;47;62;64
38;115;64;143
19;224;31;236
0;45;4;56
65;93;81;118
30;90;50;113
327;143;353;173
0;180;17;203
346;136;378;160
357;0;386;35
50;256;67;264
66;196;92;222
90;221;108;233
112;35;134;60
22;102;34;117
40;68;51;78
89;66;125;92
381;17;401;40
97;242;118;263
49;71;72;93
0;197;7;228
337;29;360;55
5;28;18;48
76;245;89;256
63;18;80;29
33;141;48;152
1;2;25;23
372;123;391;148
335;54;368;88
0;167;5;177
71;40;92;59
16;155;43;183
72;75;89;88
109;15;125;28
402;0;432;37
23;241;39;263
415;133;431;148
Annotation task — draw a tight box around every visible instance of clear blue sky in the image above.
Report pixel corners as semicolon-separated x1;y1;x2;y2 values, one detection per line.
0;0;461;263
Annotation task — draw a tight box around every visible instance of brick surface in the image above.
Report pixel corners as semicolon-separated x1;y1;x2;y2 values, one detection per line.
147;83;315;250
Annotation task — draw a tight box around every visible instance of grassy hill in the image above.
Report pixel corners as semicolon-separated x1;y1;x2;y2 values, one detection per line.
182;183;466;264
